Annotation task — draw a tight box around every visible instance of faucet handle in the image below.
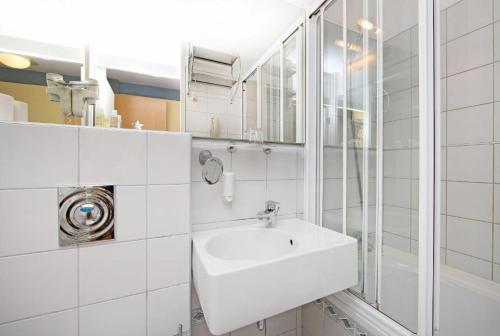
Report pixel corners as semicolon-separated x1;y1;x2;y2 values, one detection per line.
265;200;280;213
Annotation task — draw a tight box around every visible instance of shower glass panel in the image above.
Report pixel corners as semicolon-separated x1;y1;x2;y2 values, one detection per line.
321;0;344;234
344;0;378;304
318;0;422;333
261;51;281;142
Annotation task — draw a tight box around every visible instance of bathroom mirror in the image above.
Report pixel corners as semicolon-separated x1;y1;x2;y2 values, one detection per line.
0;42;181;131
1;0;308;141
183;24;306;145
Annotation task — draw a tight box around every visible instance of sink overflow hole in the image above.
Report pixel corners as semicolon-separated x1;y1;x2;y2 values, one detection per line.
290;239;293;246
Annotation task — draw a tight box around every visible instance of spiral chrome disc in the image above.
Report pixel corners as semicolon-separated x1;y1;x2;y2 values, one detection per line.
58;186;115;246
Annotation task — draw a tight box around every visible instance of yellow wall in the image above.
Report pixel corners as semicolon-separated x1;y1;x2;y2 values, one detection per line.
0;81;64;124
166;99;180;132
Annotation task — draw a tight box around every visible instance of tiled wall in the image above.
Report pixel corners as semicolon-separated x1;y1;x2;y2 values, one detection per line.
0;122;191;336
192;287;302;336
191;140;304;232
185;84;243;139
383;0;500;283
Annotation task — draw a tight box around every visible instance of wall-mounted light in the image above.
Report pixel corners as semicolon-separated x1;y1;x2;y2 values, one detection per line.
335;40;361;52
0;53;31;69
357;18;375;31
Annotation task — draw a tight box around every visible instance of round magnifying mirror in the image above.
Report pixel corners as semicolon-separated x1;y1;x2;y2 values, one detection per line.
202;157;223;185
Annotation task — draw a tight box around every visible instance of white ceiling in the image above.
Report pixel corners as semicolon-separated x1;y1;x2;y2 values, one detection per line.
0;0;315;89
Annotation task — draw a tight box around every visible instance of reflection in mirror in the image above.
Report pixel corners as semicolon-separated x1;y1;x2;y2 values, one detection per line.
0;49;181;131
242;70;258;139
283;31;302;143
261;51;281;143
107;69;180;131
0;53;83;125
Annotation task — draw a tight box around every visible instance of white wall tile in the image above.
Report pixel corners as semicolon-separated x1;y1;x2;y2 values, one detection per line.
384;89;412;122
441;45;447;79
383;59;412;94
322;209;343;233
446;250;492;279
79;240;146;305
186;93;207;113
0;309;77;336
231;322;265;336
115;186;147;241
0;189;58;257
447;145;493;182
148;184;190;237
494;224;500;263
265;309;297;336
322;179;342;211
147;234;190;291
192;322;223;336
148;284;190;336
447;64;493;110
0;123;78;189
495;103;500;142
446;0;493;41
383;31;411;68
494;264;500;283
495;184;500;224
447;216;492;261
80;128;147;185
447;25;493;75
447;181;493;222
268;149;298;180
384;150;411;178
191;180;265;224
297;149;304;179
494;62;500;101
383;206;411;238
0;250;77;323
80;294;146;336
383;232;411;252
148;132;191;185
384;178;411;208
323;148;342;179
384;119;412;149
296;179;304;214
495;22;500;61
495;145;500;183
232;150;267;181
302;303;324;336
447;104;493;145
186;111;209;134
267;180;297;216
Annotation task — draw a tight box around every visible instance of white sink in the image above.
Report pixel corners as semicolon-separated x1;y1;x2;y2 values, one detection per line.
192;218;358;335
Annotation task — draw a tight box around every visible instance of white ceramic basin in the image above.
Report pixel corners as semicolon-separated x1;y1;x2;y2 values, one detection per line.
205;229;297;261
192;218;358;335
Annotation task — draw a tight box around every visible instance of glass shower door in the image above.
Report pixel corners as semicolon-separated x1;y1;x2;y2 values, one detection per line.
316;0;436;334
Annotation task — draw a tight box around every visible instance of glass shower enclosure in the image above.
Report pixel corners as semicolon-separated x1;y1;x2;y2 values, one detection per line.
312;0;438;334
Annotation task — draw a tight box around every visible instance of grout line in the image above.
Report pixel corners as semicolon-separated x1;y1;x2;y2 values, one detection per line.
493;10;496;280
0;233;190;259
145;133;149;336
0;307;79;327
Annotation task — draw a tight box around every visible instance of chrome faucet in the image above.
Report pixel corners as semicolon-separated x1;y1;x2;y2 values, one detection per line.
257;201;280;228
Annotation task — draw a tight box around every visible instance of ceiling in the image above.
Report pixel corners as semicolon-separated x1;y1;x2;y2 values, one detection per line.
0;0;316;89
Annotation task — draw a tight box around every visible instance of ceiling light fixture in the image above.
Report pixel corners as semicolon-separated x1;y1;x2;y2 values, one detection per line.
0;53;31;69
